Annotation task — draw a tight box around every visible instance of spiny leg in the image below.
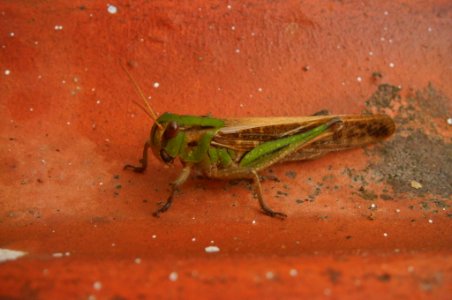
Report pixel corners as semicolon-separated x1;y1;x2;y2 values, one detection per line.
251;170;287;219
124;141;150;173
153;166;191;217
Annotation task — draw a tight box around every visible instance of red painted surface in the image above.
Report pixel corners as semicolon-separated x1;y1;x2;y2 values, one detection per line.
1;1;451;299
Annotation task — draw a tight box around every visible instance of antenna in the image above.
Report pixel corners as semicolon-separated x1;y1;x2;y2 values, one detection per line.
121;63;163;129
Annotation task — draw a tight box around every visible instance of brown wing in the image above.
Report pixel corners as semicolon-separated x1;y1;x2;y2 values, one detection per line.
212;115;395;158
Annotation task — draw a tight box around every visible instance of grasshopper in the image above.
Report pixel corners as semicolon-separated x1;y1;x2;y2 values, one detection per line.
123;67;395;219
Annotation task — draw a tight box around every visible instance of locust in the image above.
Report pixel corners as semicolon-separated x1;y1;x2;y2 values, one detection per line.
123;67;395;219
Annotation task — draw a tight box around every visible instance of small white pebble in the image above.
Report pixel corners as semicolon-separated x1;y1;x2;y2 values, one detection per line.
380;37;385;42
265;271;275;280
252;220;256;224
369;51;374;56
257;87;263;92
395;209;401;213
134;257;141;264
52;252;64;258
54;25;63;31
191;237;196;242
235;48;240;53
93;281;102;291
107;4;118;14
66;121;71;125
231;25;236;31
205;245;220;253
152;234;157;239
384;11;389;16
356;76;362;82
227;4;232;10
96;100;101;104
9;32;15;37
370;203;377;209
99;182;104;186
446;118;452;125
383;232;388;237
428;219;433;224
289;269;298;277
153;82;160;88
389;62;395;68
4;69;10;75
34;41;39;45
169;271;178;281
29;107;34;112
427;27;432;32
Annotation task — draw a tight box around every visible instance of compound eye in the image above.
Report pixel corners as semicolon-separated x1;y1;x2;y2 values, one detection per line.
160;149;174;164
163;121;179;140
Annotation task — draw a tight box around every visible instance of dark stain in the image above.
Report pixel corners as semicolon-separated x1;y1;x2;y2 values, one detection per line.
365;84;451;199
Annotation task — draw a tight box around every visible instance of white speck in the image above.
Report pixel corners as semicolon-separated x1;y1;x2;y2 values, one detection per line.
191;237;196;242
29;107;34;112
4;69;11;75
111;243;116;247
62;80;66;84
252;220;256;224
289;269;298;277
384;11;389;16
446;118;452;125
383;232;388;237
96;100;101;104
34;41;39;45
356;76;362;82
239;103;244;108
370;203;377;209
227;4;232;10
410;180;422;189
428;219;433;224
153;82;160;88
235;48;240;53
428;27;432;32
395;209;401;213
210;240;215;244
107;4;118;14
91;88;96;92
380;37;385;42
389;62;395;68
65;252;71;256
105;138;110;143
66;121;71;125
87;295;96;300
93;281;102;291
41;159;46;164
99;182;104;186
231;25;236;31
205;245;220;253
251;32;256;36
257;87;263;92
54;25;63;31
152;234;157;239
388;39;393;44
0;249;27;263
9;32;15;37
134;257;141;264
52;252;64;258
38;75;42;79
169;271;178;281
265;271;275;280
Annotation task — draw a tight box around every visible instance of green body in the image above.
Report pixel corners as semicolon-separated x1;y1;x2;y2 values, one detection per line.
127;111;394;218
